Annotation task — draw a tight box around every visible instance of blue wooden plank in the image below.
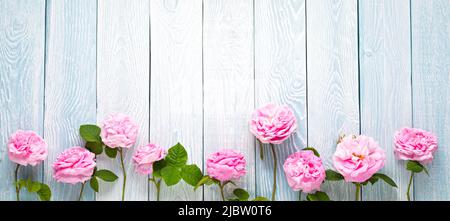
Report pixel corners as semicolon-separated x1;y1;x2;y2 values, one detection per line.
43;0;97;201
0;0;46;201
254;0;307;201
307;0;360;201
412;0;450;201
359;0;412;201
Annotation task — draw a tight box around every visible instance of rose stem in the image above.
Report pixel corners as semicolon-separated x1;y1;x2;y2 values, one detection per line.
118;148;127;201
258;140;264;160
219;182;226;201
78;182;85;201
14;164;20;201
407;171;414;201
270;144;277;201
355;183;362;201
150;178;161;201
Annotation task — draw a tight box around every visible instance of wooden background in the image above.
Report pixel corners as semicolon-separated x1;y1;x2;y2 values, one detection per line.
0;0;449;201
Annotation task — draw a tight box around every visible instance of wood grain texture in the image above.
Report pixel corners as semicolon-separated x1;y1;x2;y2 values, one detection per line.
359;0;412;201
307;0;359;201
149;0;203;201
0;0;45;201
412;0;450;201
97;0;150;201
203;0;255;201
43;0;97;201
254;0;307;201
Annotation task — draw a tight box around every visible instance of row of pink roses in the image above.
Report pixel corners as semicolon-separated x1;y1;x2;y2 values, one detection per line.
6;104;438;201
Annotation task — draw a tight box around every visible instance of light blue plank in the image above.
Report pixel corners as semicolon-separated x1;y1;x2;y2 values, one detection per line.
307;0;359;201
0;0;46;201
43;0;97;201
412;0;450;201
359;0;412;201
254;0;307;201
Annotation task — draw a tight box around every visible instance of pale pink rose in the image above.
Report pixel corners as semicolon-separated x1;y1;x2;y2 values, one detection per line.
283;150;326;193
7;130;48;166
394;127;438;164
249;104;297;144
206;149;246;182
333;135;386;183
52;147;96;184
132;143;167;175
101;113;139;149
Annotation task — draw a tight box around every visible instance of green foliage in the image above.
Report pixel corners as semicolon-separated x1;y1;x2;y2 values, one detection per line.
165;143;188;168
95;169;118;182
90;177;99;192
105;146;118;158
325;170;344;181
181;164;203;186
16;179;52;201
233;188;250;201
79;125;101;142
161;166;182;186
407;160;429;175
86;142;103;155
306;191;330;201
302;147;320;157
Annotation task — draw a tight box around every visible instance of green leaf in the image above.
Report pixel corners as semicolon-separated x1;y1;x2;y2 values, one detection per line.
105;146;118;158
406;160;429;176
80;125;101;142
37;184;51;201
252;196;270;201
90;177;99;193
86;142;103;155
195;176;216;190
372;173;398;188
181;164;203;186
95;170;119;182
165;143;188;168
26;181;41;193
306;191;331;201
161;166;182;186
233;188;250;201
325;170;344;181
153;160;167;178
368;176;379;185
302;147;320;157
16;179;26;190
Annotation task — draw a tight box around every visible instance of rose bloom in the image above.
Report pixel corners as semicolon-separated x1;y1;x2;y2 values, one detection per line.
101;113;139;149
283;150;326;193
333;135;386;183
52;147;96;184
206;149;246;182
7;130;48;166
132;143;167;175
394;127;438;164
249;103;297;144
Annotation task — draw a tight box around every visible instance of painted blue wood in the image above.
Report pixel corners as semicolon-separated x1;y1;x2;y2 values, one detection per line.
254;0;307;201
359;0;412;201
0;0;46;201
307;0;360;201
412;0;450;201
43;0;97;201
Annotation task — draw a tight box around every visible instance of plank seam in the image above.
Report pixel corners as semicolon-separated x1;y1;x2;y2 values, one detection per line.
409;0;415;201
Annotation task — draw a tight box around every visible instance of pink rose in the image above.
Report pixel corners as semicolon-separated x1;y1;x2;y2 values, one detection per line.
7;130;48;166
52;147;96;184
333;135;386;183
249;104;297;144
101;113;139;149
206;149;246;182
394;127;438;164
283;150;326;193
132;143;167;175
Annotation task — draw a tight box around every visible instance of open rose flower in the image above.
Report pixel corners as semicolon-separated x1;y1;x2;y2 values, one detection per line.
283;150;326;193
333;135;386;183
101;113;139;148
7;130;48;166
52;147;96;184
394;127;438;164
249;104;297;144
206;149;246;182
133;143;167;175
